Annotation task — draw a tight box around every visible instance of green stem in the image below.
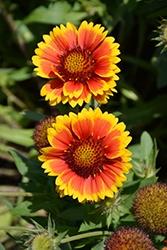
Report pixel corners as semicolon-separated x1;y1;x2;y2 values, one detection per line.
60;231;111;244
0;191;33;197
0;226;111;244
0;226;37;233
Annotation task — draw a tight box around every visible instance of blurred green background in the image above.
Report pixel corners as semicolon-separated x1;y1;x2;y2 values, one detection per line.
0;0;167;248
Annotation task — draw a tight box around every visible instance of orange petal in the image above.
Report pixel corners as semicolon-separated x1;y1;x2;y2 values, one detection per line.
92;112;117;139
93;37;115;59
104;163;123;176
39;147;63;161
48;127;73;150
68;85;91;107
72;113;93;140
100;170;114;189
95;56;114;77
102;166;117;183
33;56;56;78
69;174;84;196
60;169;76;185
40;79;64;98
87;78;110;96
78;21;107;51
94;175;106;200
63;81;83;98
83;176;93;195
51;23;77;52
104;137;121;159
79;85;91;102
62;23;78;49
42;158;68;175
35;44;60;63
94;91;111;104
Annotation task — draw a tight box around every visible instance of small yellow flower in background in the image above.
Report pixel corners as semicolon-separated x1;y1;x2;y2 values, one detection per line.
133;183;167;234
32;21;120;107
39;108;132;202
104;227;157;250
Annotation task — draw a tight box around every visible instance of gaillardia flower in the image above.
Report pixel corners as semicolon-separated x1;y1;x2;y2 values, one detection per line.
105;227;157;250
133;183;167;234
32;21;120;107
39;108;132;202
33;116;55;150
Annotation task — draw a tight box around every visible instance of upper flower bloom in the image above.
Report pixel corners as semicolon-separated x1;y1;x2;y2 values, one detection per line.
32;21;120;107
39;108;132;202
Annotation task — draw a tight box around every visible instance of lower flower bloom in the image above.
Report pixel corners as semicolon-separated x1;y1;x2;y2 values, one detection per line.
105;227;157;250
39;108;132;202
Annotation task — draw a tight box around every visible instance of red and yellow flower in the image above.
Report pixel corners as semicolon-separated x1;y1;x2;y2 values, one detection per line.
39;108;132;202
32;21;120;107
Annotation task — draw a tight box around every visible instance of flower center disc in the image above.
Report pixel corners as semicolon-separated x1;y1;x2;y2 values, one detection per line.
64;52;85;73
58;48;95;82
65;138;105;178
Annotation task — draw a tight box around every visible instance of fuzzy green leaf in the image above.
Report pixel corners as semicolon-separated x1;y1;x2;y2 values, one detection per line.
24;2;86;25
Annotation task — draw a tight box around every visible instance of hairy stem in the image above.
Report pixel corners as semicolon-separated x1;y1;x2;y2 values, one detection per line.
61;231;111;244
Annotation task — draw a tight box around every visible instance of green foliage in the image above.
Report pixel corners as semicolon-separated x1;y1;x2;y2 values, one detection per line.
0;243;5;250
0;0;167;249
0;125;33;147
0;68;31;87
130;131;159;178
24;1;87;25
9;150;28;175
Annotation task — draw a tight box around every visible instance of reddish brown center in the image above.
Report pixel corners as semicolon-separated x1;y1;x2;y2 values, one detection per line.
57;48;95;83
64;137;105;178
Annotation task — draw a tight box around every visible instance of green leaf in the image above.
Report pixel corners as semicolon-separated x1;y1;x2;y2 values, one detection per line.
140;131;153;162
0;105;23;124
129;144;141;159
12;201;32;216
15;20;34;43
0;68;31;87
0;243;6;250
10;150;28;175
121;214;135;223
91;240;105;250
0;125;33;147
79;221;102;232
24;2;86;25
22;110;45;121
139;176;157;188
9;67;31;82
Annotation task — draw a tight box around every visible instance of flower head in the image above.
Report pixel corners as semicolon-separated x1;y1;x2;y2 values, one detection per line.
153;19;167;52
32;21;120;107
105;227;157;250
39;108;132;202
133;183;167;234
33;116;55;150
32;233;54;250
